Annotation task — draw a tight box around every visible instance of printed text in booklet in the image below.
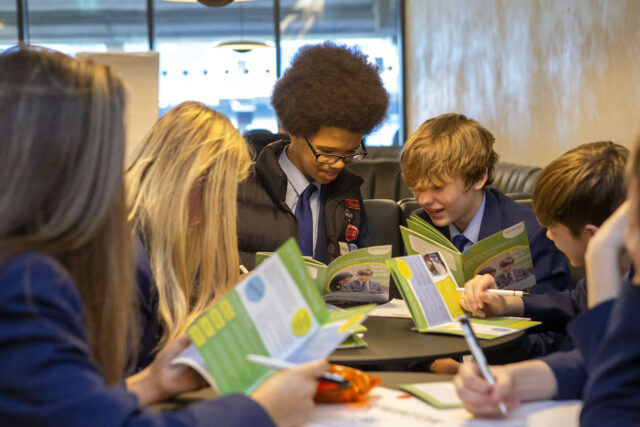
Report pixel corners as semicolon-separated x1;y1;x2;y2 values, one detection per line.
401;215;536;291
257;245;392;304
386;252;539;339
180;238;373;395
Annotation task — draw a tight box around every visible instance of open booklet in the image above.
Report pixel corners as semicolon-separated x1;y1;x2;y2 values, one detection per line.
401;215;536;290
386;252;539;339
173;238;374;395
256;245;392;304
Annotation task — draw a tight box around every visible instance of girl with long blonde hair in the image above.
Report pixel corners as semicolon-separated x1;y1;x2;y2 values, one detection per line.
126;101;251;351
0;47;326;426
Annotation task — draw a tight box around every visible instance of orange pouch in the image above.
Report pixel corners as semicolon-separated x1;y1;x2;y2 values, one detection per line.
314;364;381;403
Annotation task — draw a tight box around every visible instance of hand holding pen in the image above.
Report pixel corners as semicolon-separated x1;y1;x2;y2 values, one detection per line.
458;316;507;415
454;316;521;416
458;274;528;318
453;355;521;417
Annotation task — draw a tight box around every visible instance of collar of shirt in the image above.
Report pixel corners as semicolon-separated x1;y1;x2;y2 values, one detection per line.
278;147;321;257
448;191;486;249
278;147;320;210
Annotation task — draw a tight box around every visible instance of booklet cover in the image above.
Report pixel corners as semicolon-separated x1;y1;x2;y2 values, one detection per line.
175;238;374;395
399;381;463;409
386;252;539;339
401;216;536;291
257;245;392;304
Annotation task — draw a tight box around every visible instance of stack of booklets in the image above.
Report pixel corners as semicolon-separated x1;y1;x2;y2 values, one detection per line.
173;238;374;395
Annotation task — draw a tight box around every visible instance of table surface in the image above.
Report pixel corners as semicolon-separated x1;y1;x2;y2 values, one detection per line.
329;316;523;369
153;372;452;412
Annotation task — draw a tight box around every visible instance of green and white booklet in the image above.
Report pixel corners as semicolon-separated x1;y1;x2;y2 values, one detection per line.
387;252;539;339
257;245;392;304
173;238;373;395
401;215;536;290
399;381;463;409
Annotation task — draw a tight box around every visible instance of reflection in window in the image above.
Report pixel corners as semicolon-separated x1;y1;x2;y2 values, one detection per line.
7;0;403;145
156;0;277;134
26;0;148;55
0;1;18;50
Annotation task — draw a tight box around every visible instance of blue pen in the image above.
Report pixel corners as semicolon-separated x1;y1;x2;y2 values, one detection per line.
459;316;508;415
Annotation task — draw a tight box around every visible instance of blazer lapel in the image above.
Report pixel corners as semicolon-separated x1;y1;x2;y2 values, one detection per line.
478;189;501;240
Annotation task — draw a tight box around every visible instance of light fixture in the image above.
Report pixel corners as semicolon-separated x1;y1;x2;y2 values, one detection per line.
215;40;272;53
163;0;264;52
163;0;255;4
197;0;233;6
214;0;269;53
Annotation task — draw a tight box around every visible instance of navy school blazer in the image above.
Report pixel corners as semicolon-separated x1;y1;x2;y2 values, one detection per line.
0;252;275;427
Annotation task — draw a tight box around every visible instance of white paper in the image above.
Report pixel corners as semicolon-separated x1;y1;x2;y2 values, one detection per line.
410;381;462;405
368;298;412;318
307;386;582;427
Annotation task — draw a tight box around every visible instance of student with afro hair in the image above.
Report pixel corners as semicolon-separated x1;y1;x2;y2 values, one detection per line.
237;41;389;268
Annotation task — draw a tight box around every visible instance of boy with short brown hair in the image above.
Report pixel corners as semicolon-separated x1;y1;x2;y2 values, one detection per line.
455;141;631;413
401;113;571;372
461;141;628;362
401;113;569;295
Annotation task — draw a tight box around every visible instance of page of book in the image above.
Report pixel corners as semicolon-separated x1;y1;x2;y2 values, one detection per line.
185;238;372;394
322;245;392;304
402;217;536;290
400;381;463;409
387;253;464;331
258;245;393;304
387;251;540;339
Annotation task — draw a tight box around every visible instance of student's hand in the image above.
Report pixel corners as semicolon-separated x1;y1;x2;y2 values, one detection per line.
459;274;523;317
126;336;207;406
586;201;629;307
251;359;328;427
454;361;520;417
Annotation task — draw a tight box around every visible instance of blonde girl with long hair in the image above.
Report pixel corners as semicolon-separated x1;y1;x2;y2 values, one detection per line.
0;46;326;426
126;101;251;352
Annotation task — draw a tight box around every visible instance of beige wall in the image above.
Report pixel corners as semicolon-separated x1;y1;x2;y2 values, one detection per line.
405;0;640;166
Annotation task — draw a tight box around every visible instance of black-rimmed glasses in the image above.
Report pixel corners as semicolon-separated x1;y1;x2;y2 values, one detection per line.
304;137;368;164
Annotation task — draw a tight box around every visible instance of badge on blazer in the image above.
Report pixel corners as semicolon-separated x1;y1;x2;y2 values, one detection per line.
344;199;360;210
345;224;359;241
344;208;354;222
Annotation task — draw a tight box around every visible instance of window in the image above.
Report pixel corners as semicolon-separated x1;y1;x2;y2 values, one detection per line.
26;0;148;55
9;0;404;145
0;2;18;50
155;0;277;133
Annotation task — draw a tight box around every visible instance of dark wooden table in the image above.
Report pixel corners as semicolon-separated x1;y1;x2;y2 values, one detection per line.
153;372;452;412
329;316;523;370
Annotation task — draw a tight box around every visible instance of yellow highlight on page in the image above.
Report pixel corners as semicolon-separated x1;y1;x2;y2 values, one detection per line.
397;259;412;279
199;317;216;338
338;313;365;334
291;308;312;336
220;300;236;321
209;308;226;329
189;325;206;347
510;320;539;329
436;276;465;318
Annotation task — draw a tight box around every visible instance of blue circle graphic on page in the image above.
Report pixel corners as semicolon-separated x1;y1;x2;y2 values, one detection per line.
245;276;266;302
